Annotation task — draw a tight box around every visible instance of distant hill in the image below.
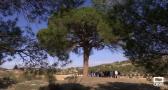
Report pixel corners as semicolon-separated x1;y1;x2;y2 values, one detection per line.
89;60;146;75
0;67;7;71
65;60;146;75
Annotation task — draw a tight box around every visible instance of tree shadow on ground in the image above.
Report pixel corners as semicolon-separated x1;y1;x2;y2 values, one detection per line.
39;83;90;90
0;77;16;89
39;82;161;90
96;82;161;90
164;81;168;85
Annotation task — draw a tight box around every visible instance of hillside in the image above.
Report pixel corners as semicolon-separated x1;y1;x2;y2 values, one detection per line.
89;60;146;75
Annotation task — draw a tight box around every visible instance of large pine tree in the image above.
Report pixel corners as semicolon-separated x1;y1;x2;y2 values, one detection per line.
37;8;117;77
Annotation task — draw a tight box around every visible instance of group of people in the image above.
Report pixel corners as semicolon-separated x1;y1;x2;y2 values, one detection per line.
89;70;120;78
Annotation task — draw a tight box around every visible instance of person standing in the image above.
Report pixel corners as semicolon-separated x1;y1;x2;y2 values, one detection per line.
114;70;118;78
110;71;113;78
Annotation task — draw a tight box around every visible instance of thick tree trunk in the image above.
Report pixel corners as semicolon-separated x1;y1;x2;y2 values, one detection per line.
83;49;90;78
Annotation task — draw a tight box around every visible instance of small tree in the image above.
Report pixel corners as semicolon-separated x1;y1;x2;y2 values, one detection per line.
37;8;117;77
13;65;18;70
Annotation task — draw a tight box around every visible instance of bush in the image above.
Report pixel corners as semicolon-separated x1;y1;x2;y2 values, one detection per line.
39;83;90;90
0;76;17;89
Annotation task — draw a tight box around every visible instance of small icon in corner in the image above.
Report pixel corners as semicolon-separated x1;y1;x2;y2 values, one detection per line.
153;77;164;87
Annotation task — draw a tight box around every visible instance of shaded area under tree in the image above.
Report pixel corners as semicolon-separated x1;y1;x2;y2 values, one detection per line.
0;77;16;89
39;82;160;90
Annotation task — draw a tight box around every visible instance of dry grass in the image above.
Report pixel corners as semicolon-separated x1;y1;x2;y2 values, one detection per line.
6;77;166;90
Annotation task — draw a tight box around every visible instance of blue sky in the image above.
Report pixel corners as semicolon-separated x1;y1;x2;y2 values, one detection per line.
0;0;128;69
